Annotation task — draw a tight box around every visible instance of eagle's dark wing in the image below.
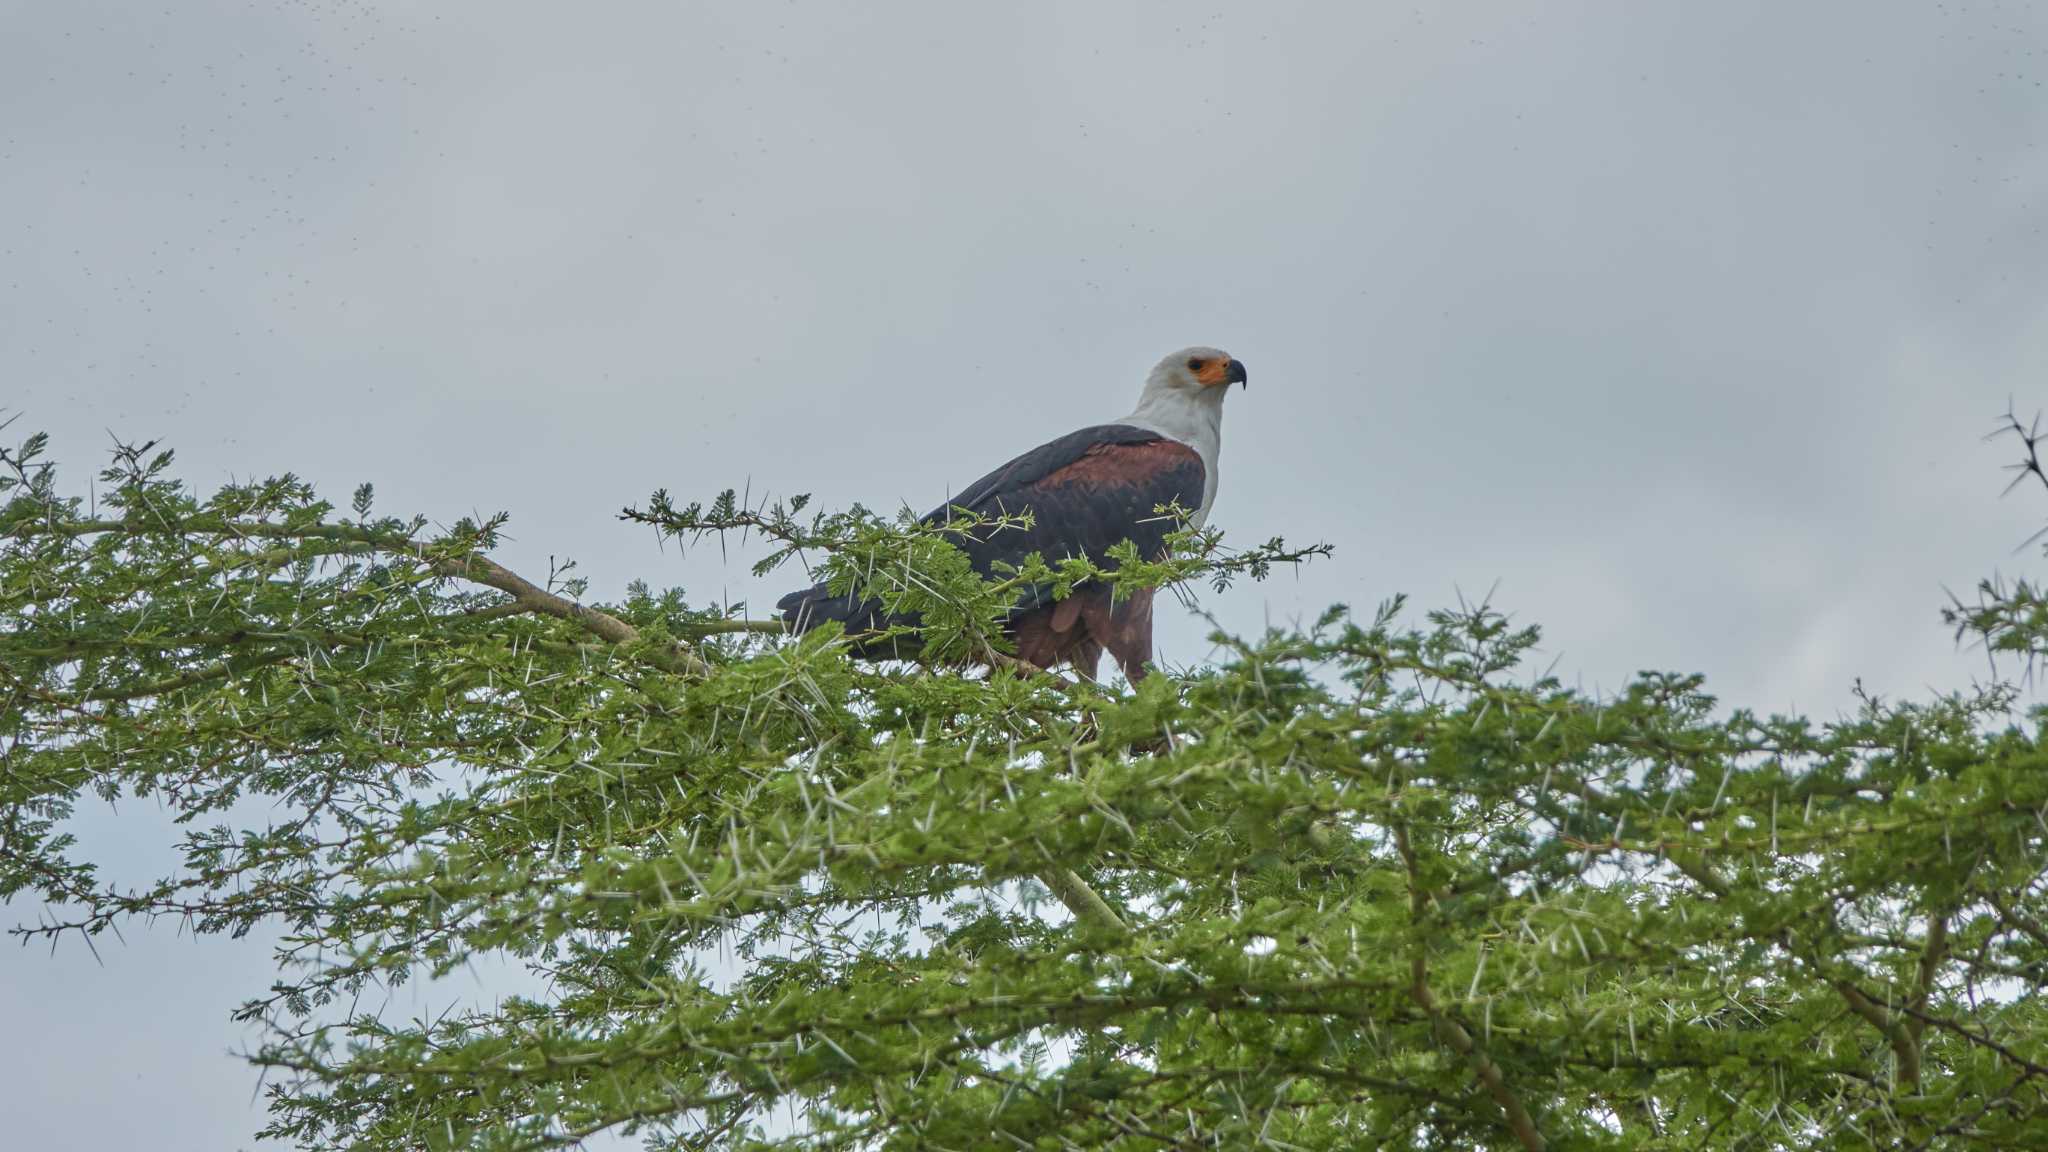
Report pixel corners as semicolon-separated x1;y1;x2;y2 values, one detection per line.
929;424;1204;613
777;424;1203;662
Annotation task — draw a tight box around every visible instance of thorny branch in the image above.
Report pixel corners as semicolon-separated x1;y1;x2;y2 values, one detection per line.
11;515;710;676
1393;818;1547;1152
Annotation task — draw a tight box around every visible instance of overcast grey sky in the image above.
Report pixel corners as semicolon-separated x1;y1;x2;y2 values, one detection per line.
4;1;2046;1146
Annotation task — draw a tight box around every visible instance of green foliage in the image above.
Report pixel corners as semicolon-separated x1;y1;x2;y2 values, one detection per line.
6;424;2048;1150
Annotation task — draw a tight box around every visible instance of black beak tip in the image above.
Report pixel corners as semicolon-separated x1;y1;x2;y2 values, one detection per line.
1225;359;1248;388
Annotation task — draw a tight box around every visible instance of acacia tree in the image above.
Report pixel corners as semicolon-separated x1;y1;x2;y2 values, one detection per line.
6;422;2048;1152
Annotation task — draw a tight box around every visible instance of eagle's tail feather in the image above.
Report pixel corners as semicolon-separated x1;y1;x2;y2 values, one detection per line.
777;583;922;658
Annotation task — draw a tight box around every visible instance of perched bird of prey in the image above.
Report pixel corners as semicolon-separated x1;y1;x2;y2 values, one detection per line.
778;346;1246;680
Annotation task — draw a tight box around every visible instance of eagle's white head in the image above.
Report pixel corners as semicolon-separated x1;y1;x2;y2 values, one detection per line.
1118;345;1245;524
1143;346;1248;399
1125;345;1245;435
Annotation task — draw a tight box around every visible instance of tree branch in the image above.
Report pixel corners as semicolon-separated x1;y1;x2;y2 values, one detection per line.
1036;864;1128;938
1905;907;1952;1052
7;515;711;676
1832;977;1922;1093
1394;820;1546;1152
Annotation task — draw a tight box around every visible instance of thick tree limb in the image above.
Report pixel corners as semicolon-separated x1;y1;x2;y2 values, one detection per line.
435;553;701;675
9;516;710;676
1394;820;1546;1152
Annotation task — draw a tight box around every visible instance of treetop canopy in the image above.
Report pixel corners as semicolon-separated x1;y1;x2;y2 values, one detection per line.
4;425;2048;1150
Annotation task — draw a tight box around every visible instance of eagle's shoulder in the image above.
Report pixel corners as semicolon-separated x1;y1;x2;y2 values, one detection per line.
941;424;1192;516
1044;433;1203;490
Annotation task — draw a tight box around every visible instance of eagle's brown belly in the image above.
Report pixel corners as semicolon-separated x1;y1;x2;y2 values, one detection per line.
1011;585;1157;682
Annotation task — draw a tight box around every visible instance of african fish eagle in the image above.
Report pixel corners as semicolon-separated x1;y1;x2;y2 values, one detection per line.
777;346;1246;680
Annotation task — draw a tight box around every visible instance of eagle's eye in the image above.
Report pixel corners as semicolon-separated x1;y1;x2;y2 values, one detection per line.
1185;357;1205;372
